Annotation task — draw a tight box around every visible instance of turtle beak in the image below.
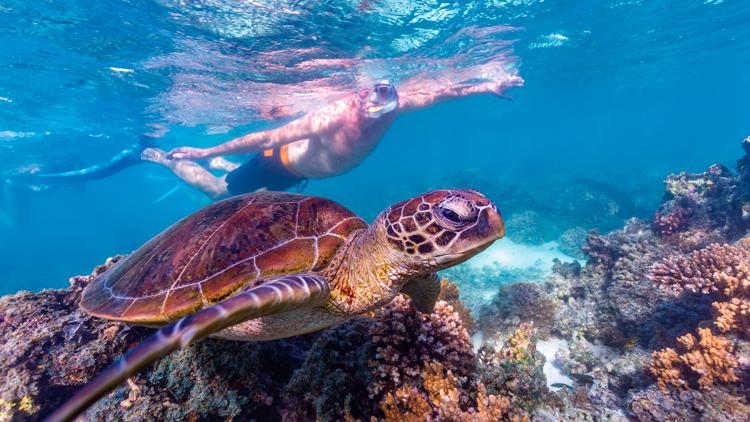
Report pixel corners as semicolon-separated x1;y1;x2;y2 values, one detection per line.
488;207;505;240
367;105;384;113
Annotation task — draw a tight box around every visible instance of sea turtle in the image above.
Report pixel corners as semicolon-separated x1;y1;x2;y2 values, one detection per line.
48;189;504;422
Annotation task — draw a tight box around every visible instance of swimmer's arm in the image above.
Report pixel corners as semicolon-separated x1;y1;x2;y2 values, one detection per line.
398;74;523;112
167;109;340;160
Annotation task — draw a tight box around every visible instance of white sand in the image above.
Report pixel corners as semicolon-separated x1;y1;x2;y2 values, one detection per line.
468;239;581;275
537;338;574;388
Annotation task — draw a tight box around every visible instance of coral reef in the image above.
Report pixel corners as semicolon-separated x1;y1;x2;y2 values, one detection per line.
652;203;693;237
5;261;540;422
557;226;590;260
504;210;548;245
8;139;750;421
478;282;558;339
544;219;711;348
282;318;376;421
650;242;750;296
628;384;750;421
0;257;149;420
477;323;550;412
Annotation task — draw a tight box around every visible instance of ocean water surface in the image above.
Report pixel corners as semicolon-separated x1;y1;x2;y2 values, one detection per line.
1;0;749;293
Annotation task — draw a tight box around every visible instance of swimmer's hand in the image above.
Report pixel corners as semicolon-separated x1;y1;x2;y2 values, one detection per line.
166;147;212;160
491;75;524;96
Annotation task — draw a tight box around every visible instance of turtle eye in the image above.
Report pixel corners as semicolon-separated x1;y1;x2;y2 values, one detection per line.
435;196;478;228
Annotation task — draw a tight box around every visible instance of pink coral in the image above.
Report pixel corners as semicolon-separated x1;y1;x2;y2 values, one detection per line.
650;241;750;335
650;243;750;295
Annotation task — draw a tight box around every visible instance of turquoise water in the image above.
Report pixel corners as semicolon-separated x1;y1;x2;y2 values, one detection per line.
1;0;749;293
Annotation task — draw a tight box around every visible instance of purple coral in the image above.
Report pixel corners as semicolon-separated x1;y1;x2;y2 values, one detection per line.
652;205;693;237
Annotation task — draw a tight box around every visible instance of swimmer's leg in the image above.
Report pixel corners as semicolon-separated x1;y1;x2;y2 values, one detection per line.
141;148;230;200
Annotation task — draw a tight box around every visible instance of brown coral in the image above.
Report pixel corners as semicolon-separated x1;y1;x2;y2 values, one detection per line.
713;296;750;333
379;362;512;422
650;328;738;391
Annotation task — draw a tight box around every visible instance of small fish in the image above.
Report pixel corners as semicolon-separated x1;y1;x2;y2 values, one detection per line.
569;373;595;384
606;337;638;349
551;383;574;390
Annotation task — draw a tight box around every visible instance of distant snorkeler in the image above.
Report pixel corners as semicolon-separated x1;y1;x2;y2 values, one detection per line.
0;73;523;225
141;75;524;199
0;138;154;227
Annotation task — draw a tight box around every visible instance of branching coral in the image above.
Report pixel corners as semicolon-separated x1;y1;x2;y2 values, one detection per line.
368;296;475;400
650;243;750;295
379;362;513;422
652;205;693;237
438;279;476;334
650;242;750;334
650;328;738;391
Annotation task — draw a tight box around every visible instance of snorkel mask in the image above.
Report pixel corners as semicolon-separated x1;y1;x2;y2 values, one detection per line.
361;80;398;119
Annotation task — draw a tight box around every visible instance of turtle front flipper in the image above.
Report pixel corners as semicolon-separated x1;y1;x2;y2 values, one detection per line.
400;273;440;314
46;274;330;422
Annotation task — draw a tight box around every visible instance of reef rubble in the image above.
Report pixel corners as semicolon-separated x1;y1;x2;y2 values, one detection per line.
3;139;750;421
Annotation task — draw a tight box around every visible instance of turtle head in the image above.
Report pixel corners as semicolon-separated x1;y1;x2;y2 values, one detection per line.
379;189;504;272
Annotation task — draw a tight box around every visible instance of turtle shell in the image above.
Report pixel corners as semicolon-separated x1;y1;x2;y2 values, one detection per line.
81;192;368;324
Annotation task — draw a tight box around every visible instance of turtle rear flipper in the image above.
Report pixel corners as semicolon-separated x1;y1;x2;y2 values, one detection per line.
47;273;330;422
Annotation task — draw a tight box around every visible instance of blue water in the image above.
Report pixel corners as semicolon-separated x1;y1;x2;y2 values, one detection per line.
1;0;749;293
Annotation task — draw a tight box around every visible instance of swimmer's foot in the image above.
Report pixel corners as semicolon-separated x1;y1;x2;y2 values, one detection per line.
208;157;240;173
141;147;169;164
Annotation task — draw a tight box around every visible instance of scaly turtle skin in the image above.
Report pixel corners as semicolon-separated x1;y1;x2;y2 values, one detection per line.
48;189;504;422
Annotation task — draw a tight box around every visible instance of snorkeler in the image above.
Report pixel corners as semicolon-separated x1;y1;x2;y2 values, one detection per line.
0;73;523;221
141;75;524;199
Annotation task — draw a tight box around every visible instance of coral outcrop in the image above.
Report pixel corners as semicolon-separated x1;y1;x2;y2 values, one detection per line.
367;296;475;401
477;323;550;412
650;241;750;335
478;282;557;339
379;362;512;422
439;279;477;334
650;328;739;391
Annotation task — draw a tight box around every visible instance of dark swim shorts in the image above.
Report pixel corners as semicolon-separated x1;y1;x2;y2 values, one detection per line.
225;146;307;196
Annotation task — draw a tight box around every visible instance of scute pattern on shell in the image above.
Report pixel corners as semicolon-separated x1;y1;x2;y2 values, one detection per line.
81;192;367;323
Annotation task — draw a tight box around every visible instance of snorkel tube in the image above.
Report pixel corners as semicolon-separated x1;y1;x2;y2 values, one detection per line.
363;80;398;119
